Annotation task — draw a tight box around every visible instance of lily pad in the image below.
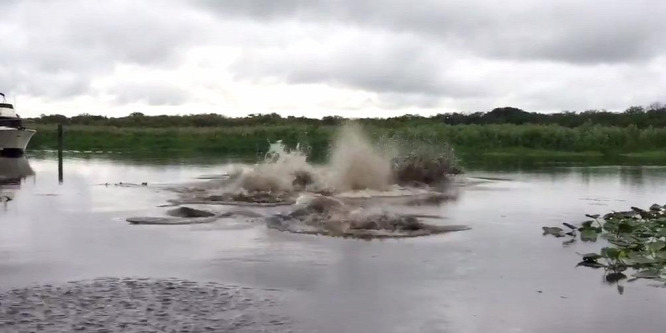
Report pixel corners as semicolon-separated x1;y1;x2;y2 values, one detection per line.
631;206;645;213
580;253;602;261
562;222;577;230
605;272;627;283
576;261;605;269
580;229;598;242
544;204;666;291
562;238;576;246
633;270;662;280
601;247;620;260
627;253;656;265
580;221;594;229
542;226;565;237
649;240;666;252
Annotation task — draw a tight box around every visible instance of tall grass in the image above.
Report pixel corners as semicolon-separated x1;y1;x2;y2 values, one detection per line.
30;123;666;157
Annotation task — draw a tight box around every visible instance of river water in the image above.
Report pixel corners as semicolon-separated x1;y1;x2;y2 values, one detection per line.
2;153;666;332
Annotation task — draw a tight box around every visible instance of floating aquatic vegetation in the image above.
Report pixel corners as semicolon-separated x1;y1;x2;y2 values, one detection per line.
544;204;666;293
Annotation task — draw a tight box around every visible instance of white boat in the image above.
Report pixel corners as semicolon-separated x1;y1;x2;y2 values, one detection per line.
0;93;36;157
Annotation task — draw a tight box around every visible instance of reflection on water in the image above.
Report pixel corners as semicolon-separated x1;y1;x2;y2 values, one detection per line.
2;153;666;333
0;157;34;205
0;157;34;184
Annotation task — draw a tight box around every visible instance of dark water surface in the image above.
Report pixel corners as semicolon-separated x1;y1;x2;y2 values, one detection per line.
2;153;666;332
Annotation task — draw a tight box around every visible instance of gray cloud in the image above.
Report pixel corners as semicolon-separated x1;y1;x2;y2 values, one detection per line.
230;29;489;107
1;0;213;99
1;0;665;116
199;0;666;64
109;82;188;106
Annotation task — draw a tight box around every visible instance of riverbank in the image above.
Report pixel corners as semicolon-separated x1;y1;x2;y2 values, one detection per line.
28;124;666;161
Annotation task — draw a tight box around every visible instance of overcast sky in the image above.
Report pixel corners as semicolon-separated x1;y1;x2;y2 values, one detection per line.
2;0;665;118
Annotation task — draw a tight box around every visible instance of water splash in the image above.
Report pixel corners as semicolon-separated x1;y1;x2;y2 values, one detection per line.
172;122;461;207
328;122;393;192
137;123;467;238
232;123;396;196
239;140;317;193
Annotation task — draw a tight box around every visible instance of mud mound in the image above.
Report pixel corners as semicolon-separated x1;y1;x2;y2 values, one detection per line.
167;207;216;218
0;278;291;332
170;191;296;207
126;207;267;225
267;196;469;239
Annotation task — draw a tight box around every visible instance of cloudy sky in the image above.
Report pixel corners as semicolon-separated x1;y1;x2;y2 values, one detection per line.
1;0;665;118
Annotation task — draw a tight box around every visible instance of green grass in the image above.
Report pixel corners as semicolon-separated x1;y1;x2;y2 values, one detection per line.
457;148;605;158
29;123;666;160
619;151;666;159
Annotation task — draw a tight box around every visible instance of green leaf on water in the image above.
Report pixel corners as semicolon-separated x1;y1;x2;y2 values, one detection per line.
627;253;656;265
542;226;565;237
562;238;576;246
608;238;631;247
601;247;620;260
542;203;666;290
617;221;635;234
581;229;598;242
580;221;594;229
562;222;577;230
576;261;605;269
605;272;627;283
649;240;666;252
580;253;602;261
633;270;661;279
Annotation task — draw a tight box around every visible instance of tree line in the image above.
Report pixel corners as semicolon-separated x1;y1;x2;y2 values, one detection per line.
28;103;666;128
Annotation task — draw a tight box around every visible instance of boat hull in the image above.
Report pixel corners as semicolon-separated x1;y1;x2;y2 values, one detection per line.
0;128;36;157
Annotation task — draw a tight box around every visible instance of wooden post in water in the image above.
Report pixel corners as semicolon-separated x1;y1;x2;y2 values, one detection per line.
58;124;63;182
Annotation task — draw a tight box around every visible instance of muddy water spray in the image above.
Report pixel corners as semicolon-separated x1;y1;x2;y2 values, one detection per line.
237;123;393;194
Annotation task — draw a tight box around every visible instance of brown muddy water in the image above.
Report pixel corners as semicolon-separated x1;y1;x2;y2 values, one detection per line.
2;154;666;332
